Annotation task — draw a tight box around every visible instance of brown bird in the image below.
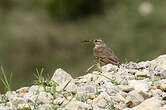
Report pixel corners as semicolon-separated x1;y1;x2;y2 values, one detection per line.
84;38;120;66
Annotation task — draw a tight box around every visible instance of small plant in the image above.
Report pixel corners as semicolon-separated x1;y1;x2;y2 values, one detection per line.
104;98;115;110
95;85;100;96
0;95;9;105
76;96;89;103
33;87;40;110
87;60;101;73
0;66;12;92
18;105;32;110
134;76;145;80
98;73;120;85
33;68;45;85
62;80;71;91
61;95;74;108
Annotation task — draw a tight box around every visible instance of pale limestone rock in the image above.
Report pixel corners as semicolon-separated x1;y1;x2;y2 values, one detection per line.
125;91;144;107
17;103;30;110
132;97;162;110
138;91;152;99
128;69;138;75
128;80;149;92
135;69;149;77
29;85;44;93
53;97;65;105
16;87;29;95
11;97;26;106
136;61;151;69
6;91;17;101
65;99;91;110
51;68;73;84
0;105;13;110
152;55;166;69
93;92;111;109
113;93;125;102
51;68;74;92
38;104;51;110
38;92;53;104
101;64;118;73
118;85;134;93
160;83;166;91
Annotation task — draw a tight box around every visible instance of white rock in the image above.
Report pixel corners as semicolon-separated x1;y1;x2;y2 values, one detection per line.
128;80;149;92
136;61;150;69
38;92;53;104
29;85;44;93
38;104;51;110
113;93;126;102
6;91;17;101
53;97;65;105
93;92;112;109
102;64;118;73
11;97;26;106
17;103;30;109
65;99;91;110
0;105;13;110
132;97;162;110
51;68;73;84
151;55;166;69
135;69;149;77
16;87;29;95
51;68;73;91
126;91;144;108
160;83;166;91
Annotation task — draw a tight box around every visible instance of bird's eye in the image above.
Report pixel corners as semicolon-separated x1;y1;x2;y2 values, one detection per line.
95;40;98;42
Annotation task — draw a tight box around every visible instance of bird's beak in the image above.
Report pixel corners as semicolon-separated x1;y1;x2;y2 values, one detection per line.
83;40;93;43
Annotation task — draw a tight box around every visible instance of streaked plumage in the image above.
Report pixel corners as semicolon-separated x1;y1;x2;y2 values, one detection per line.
84;39;120;66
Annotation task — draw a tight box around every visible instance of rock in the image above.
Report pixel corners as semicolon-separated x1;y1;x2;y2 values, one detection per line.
93;92;112;109
16;87;29;95
128;69;138;75
138;91;152;99
101;64;118;72
136;61;150;69
135;69;149;77
125;91;144;107
65;99;91;110
6;91;17;101
160;83;166;91
29;85;44;93
17;103;30;110
38;92;53;104
38;104;51;110
128;80;149;92
11;97;26;106
53;97;65;105
132;97;162;110
1;55;166;110
152;55;166;69
113;93;126;102
51;68;74;91
118;85;134;93
51;68;73;84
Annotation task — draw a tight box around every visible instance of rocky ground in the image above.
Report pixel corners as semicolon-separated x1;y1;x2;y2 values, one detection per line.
1;55;166;110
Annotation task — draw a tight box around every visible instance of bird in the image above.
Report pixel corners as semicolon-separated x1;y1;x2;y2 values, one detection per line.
84;38;120;67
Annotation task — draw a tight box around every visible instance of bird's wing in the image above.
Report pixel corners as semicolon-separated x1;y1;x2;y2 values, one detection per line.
102;47;120;64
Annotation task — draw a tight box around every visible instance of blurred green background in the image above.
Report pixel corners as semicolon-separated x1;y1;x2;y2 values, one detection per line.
0;0;166;92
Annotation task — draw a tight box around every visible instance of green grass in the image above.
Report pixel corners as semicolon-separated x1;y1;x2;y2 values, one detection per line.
0;66;12;92
97;73;120;85
134;76;145;80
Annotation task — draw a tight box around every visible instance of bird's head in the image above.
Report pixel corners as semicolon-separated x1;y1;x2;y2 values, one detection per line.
84;38;106;47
